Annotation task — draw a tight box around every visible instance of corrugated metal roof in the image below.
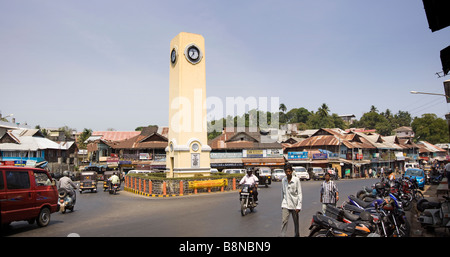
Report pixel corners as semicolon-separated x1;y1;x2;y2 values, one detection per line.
92;131;140;142
0;129;61;151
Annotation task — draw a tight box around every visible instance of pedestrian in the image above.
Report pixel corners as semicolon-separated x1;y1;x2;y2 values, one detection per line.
320;172;339;214
281;163;302;237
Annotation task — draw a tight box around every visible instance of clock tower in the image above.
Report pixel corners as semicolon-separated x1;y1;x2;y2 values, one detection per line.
166;32;211;178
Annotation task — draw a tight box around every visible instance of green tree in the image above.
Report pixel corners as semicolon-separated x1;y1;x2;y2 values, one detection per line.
279;103;287;113
285;107;311;124
411;114;449;144
393;111;412;127
355;111;391;135
77;128;93;149
318;103;330;118
306;104;345;129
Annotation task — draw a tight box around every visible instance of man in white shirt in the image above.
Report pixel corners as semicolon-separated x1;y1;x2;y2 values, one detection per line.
239;168;259;204
281;164;302;237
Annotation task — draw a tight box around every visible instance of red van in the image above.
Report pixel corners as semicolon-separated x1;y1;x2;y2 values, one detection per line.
0;166;58;228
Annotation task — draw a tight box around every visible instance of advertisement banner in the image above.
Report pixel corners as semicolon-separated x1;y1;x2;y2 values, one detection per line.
188;179;228;189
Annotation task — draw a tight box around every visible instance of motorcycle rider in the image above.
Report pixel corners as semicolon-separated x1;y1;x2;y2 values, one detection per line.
109;172;121;190
57;170;77;204
239;167;259;204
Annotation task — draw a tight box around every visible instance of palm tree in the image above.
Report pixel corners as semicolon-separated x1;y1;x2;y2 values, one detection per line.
77;128;92;149
318;103;329;117
279;103;287;113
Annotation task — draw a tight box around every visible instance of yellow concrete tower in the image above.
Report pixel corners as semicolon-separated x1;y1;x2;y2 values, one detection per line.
166;32;211;178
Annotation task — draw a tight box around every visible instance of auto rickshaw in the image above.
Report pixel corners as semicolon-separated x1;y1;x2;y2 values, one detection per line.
103;171;115;192
79;171;98;193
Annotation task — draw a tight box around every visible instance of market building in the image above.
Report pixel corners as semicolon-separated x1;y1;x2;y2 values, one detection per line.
208;127;284;171
108;126;168;172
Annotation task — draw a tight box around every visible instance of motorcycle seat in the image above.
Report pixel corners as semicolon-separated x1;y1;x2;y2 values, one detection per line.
316;214;356;233
343;202;376;214
342;209;361;221
349;195;373;208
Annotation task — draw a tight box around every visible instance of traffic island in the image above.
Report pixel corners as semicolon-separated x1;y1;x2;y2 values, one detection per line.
124;174;240;197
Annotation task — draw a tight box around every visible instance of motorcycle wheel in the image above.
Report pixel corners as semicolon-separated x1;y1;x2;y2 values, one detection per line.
310;230;328;237
413;191;424;202
396;218;410;237
417;199;429;212
240;199;247;216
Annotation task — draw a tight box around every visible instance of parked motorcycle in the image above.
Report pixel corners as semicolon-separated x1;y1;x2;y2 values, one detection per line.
429;174;443;185
344;193;410;237
58;188;75;214
417;196;450;231
239;184;257;216
308;205;378;237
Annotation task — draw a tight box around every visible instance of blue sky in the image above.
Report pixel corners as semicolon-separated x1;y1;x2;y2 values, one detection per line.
1;0;449;131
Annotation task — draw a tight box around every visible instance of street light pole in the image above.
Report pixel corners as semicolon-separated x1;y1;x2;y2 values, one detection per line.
410;91;449;99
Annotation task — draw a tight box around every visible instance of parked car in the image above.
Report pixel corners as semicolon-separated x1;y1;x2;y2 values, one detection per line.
404;162;419;170
272;169;286;181
404;168;426;190
294;166;310;181
223;169;246;175
0;166;59;228
256;167;272;187
309;167;325;180
127;170;156;175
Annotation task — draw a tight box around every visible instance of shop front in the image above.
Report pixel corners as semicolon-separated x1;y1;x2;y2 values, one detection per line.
242;157;285;170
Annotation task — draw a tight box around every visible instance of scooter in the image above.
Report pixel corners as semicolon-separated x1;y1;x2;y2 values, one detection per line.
58;188;75;214
417;196;450;231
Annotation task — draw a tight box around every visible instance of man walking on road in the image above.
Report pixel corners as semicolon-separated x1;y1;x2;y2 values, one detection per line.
281;164;302;237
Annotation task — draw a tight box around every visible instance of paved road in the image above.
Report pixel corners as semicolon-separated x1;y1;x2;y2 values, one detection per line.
3;178;378;237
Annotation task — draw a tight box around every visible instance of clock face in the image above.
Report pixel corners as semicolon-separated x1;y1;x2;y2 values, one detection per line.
191;143;199;152
188;48;199;60
184;44;202;64
170;49;177;64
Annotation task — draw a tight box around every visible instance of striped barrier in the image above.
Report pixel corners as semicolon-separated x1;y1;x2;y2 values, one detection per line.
124;176;237;198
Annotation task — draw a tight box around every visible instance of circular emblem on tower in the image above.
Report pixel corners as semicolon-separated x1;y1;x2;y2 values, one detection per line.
184;43;203;64
170;46;178;66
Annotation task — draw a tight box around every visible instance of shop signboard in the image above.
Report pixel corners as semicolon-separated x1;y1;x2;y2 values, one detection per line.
288;151;308;160
312;153;327;159
210;152;243;159
139;153;151;160
246;150;264;158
